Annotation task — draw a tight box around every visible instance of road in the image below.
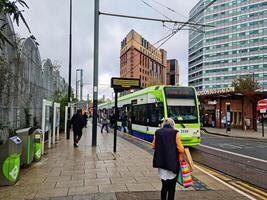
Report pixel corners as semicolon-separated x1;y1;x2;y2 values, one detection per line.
200;134;267;160
191;133;267;191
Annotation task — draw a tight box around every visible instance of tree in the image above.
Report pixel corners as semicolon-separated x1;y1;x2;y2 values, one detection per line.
53;85;76;131
231;75;260;92
0;0;31;47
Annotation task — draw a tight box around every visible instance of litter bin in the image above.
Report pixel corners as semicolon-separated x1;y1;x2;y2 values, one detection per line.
33;129;43;161
16;127;34;166
0;130;22;185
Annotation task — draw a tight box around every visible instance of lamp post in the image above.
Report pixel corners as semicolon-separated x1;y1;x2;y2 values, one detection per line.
92;0;99;146
67;0;72;140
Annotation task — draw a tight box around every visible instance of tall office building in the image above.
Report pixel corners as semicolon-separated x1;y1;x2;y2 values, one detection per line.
188;0;267;91
166;59;179;85
120;30;167;88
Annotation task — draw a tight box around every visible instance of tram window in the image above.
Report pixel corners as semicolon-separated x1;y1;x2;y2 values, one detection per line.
148;103;164;127
132;104;147;126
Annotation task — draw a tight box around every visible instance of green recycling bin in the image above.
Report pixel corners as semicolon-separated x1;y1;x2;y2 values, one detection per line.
16;127;34;166
33;129;43;161
0;131;22;186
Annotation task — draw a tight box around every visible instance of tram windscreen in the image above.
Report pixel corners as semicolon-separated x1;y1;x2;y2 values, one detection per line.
165;87;198;124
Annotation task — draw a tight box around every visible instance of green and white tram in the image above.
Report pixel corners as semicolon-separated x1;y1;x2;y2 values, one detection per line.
99;85;200;146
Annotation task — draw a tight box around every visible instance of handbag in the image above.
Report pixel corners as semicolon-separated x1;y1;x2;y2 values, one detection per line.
177;160;193;188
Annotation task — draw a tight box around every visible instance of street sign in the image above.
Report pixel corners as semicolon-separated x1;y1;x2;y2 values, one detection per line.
260;108;266;114
111;77;140;92
257;100;267;109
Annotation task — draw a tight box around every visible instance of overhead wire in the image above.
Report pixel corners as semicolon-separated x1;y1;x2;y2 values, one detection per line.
139;0;172;21
112;0;217;80
155;0;217;50
148;0;188;20
122;0;217;78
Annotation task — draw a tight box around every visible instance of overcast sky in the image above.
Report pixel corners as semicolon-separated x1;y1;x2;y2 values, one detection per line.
15;0;199;100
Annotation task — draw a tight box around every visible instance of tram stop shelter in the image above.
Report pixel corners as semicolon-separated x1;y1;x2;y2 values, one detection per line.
198;87;267;131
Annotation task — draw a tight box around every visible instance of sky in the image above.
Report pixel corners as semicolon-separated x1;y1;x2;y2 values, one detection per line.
15;0;199;100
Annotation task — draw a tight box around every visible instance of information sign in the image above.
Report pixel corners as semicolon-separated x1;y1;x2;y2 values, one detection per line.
111;77;140;153
111;77;140;91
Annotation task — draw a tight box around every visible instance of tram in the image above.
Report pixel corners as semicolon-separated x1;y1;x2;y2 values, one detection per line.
98;85;200;146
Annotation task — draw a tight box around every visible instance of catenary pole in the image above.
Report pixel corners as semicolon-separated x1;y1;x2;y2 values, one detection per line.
67;0;72;140
80;69;83;105
92;0;99;146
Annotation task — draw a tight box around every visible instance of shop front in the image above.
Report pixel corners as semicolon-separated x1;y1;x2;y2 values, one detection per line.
198;88;267;131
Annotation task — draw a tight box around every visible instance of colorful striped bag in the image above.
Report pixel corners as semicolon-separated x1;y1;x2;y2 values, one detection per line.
177;160;193;188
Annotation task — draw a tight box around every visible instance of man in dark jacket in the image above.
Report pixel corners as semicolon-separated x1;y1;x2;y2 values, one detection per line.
70;109;85;147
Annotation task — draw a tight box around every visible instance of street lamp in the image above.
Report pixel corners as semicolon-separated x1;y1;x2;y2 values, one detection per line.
67;0;72;140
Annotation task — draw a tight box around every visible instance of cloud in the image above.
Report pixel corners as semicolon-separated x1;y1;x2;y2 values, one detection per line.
14;0;199;98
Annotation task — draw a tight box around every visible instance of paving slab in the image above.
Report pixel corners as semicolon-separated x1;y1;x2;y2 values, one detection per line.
0;122;249;200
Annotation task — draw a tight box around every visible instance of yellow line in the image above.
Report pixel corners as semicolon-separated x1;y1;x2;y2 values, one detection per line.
231;182;267;200
197;164;231;181
235;181;267;198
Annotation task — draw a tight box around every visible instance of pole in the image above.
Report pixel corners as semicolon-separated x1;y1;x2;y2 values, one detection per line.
92;0;99;146
76;70;78;99
67;0;72;140
87;94;89;109
80;69;83;105
262;114;265;137
114;91;118;153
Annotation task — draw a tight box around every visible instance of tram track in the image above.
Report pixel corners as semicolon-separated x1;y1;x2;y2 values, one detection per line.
191;145;267;199
116;130;267;199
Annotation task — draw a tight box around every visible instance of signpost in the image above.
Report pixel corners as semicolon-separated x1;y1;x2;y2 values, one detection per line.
258;100;267;137
111;77;140;153
225;102;231;133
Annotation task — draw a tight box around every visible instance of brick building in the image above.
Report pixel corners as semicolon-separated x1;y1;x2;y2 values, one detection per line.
166;59;179;85
120;30;167;88
198;87;267;131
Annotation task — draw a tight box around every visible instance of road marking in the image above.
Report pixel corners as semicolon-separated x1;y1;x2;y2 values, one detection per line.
195;165;257;200
231;182;267;200
200;144;267;163
235;181;267;198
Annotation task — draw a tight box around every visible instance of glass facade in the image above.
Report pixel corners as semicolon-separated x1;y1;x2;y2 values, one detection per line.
188;0;267;91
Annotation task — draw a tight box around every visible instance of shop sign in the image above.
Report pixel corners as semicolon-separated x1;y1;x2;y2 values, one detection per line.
208;100;217;105
198;87;235;96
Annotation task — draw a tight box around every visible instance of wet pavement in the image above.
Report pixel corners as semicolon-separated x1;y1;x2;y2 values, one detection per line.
0;122;249;200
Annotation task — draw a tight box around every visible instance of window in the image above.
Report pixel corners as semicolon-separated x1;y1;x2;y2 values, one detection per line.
132;104;147;125
148;103;164;127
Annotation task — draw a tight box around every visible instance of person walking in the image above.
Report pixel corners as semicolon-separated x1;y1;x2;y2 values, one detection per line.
101;110;109;133
152;118;184;200
82;110;88;128
70;109;85;148
121;111;127;133
109;111;115;128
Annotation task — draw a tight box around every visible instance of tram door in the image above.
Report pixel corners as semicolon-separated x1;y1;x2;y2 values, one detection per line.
123;104;133;135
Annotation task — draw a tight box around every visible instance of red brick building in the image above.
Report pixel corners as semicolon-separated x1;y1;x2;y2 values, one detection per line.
198;87;267;130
